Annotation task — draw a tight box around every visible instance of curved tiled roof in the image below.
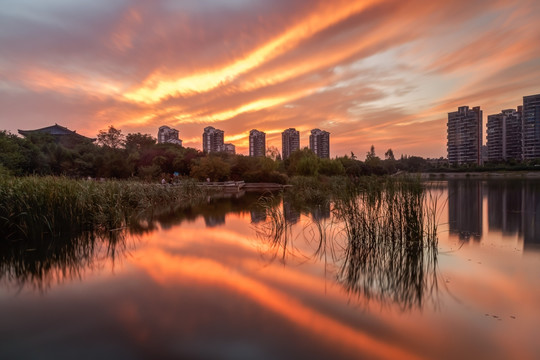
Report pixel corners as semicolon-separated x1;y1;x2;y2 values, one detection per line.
18;123;95;141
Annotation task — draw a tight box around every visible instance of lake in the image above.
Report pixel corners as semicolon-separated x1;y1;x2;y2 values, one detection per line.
1;178;539;359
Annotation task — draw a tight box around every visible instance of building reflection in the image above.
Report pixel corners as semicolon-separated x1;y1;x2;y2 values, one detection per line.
250;207;267;224
487;180;522;236
521;181;540;251
460;178;540;251
447;179;483;240
283;199;300;225
310;202;331;221
204;214;226;227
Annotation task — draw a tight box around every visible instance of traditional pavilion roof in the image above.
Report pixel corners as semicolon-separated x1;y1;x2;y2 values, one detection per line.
18;123;95;142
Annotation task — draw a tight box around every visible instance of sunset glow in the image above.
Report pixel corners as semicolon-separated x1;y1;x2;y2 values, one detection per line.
1;0;539;157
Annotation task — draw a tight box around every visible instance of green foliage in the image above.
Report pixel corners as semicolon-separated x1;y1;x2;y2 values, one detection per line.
125;133;156;151
97;126;125;149
318;158;345;176
190;155;231;181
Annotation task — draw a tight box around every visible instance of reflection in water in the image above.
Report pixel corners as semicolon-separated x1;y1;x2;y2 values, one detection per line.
255;195;294;262
3;179;540;359
283;199;301;225
333;181;439;311
0;192;268;291
204;214;226;227
448;179;483;240
250;207;267;224
487;180;522;236
449;178;540;250
0;230;127;291
256;179;440;310
310;202;331;221
522;181;540;250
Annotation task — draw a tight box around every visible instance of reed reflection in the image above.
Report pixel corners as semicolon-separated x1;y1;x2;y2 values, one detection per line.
255;195;295;262
255;178;440;310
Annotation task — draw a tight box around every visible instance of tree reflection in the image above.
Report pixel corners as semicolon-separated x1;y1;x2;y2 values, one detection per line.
0;229;127;292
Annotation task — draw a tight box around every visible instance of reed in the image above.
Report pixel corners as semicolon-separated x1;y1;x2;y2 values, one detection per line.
0;176;209;241
0;176;211;290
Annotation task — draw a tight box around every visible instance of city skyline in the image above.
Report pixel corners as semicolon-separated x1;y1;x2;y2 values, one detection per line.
1;1;540;158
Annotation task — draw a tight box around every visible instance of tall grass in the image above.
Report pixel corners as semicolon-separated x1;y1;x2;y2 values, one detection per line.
0;176;208;241
0;176;210;290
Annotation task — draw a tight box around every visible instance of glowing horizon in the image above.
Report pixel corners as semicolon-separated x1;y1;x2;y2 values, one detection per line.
1;0;539;158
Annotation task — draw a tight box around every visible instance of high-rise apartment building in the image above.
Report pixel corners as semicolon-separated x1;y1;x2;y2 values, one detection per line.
281;128;300;160
157;125;182;146
202;126;224;153
249;129;266;157
486;108;522;162
522;93;540;160
309;129;330;158
447;106;483;165
222;143;235;155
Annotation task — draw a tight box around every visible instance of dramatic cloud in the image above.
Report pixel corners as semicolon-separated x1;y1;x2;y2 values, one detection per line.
1;0;539;157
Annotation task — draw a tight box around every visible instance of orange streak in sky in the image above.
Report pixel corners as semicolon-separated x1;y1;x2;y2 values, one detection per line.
124;1;377;103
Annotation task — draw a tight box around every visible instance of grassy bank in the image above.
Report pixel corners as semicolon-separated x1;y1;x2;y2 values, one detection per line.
0;176;209;241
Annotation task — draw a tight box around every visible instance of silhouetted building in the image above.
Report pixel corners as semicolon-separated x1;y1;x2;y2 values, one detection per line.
486;108;522;162
203;126;224;153
222;143;235;155
282;128;300;160
522;93;540;160
249;129;266;157
309;129;330;158
447;106;483;165
18;123;95;147
157;125;182;146
448;179;483;240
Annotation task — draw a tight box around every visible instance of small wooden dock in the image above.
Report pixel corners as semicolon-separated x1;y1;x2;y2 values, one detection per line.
198;181;290;192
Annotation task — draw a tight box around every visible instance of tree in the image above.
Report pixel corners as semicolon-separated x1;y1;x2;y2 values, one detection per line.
318;158;345;176
286;148;318;176
366;145;377;162
190;156;231;181
266;146;281;161
385;148;395;161
97;126;125;149
125;133;156;151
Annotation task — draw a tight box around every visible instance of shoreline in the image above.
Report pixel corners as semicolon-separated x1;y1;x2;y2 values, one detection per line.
420;171;540;179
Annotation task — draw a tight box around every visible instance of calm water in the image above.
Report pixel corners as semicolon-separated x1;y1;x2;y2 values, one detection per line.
1;179;539;360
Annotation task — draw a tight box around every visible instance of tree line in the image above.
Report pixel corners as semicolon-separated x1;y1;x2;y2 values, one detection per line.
0;125;480;181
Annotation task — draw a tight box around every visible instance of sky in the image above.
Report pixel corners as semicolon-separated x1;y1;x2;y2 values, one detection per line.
1;0;539;158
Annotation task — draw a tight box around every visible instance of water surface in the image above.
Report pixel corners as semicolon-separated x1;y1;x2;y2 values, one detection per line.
1;180;539;359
